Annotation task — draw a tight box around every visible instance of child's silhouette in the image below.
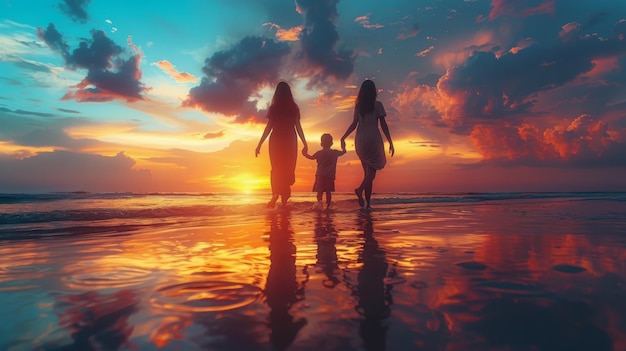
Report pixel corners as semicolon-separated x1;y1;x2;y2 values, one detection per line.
302;133;346;210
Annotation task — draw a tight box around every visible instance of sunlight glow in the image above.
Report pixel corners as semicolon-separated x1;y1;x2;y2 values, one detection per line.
204;173;269;192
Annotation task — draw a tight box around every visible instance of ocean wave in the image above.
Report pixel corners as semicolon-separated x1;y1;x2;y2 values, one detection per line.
0;192;217;204
1;192;624;227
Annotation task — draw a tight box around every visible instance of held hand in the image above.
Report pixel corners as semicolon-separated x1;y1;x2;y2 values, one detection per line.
389;143;395;157
340;138;346;151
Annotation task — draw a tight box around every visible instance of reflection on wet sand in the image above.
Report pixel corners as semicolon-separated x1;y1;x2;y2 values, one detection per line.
447;233;623;350
264;210;308;351
314;211;340;288
2;198;626;350
353;212;392;351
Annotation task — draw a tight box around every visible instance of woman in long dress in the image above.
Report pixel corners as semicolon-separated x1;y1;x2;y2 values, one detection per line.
340;79;394;209
256;82;308;208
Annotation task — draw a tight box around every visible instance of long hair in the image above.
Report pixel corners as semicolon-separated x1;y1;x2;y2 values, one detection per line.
356;79;377;116
269;81;298;117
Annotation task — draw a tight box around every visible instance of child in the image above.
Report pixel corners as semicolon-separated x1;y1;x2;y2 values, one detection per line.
302;133;346;210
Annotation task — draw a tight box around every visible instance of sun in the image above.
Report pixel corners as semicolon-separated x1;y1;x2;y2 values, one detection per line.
227;173;269;193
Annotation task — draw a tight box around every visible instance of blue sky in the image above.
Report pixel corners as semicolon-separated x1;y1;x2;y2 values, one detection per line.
1;0;626;193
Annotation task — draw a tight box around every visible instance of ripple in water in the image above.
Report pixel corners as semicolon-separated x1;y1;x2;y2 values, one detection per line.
0;265;47;291
151;281;262;313
63;266;156;290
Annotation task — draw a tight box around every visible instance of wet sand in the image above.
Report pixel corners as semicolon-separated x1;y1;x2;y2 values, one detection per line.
1;195;625;350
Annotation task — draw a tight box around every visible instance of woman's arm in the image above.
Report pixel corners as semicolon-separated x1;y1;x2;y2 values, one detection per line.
380;116;394;157
301;148;315;160
295;118;308;151
340;108;359;150
255;119;274;157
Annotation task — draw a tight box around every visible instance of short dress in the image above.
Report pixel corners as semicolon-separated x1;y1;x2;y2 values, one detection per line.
355;101;387;170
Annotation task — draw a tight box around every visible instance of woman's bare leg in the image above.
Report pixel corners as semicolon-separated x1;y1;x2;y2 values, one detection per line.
363;166;376;208
267;194;279;208
355;160;367;207
281;186;291;206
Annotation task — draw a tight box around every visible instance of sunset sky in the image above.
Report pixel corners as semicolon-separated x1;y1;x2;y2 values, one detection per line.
1;0;626;193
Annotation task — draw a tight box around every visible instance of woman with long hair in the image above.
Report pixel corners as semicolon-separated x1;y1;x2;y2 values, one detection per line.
256;82;308;208
340;79;394;209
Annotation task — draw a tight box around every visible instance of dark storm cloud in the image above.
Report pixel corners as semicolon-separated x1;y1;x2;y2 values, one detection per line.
63;53;144;102
37;24;145;102
435;21;626;134
37;23;70;58
58;0;91;23
296;0;355;81
184;36;290;123
65;30;122;70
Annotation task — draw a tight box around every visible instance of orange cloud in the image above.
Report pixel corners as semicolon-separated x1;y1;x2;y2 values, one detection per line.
276;25;303;41
584;57;621;78
470;115;624;164
263;22;302;41
203;130;224;139
355;14;384;29
543;115;612;159
154;60;198;83
417;46;434;57
311;92;356;112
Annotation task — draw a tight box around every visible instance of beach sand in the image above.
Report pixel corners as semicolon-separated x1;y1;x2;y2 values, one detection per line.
1;192;625;350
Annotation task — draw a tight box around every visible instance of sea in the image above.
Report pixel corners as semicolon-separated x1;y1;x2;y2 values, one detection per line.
1;192;625;350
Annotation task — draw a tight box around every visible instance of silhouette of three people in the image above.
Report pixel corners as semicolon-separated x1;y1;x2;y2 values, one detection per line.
257;79;394;210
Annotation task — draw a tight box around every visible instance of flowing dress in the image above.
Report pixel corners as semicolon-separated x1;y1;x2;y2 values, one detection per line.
355;101;387;170
268;106;300;198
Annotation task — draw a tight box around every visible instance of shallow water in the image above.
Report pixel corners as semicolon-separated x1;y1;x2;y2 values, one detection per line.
1;193;626;350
